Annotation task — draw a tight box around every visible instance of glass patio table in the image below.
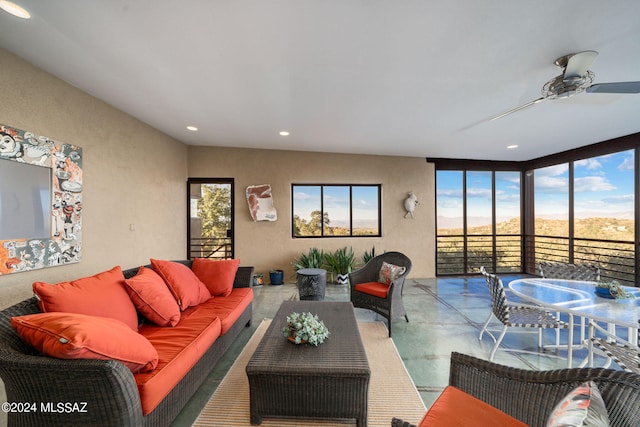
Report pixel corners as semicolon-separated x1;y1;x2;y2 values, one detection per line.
508;277;640;367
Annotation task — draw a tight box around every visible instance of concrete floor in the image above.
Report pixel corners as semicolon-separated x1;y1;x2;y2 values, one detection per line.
171;275;612;426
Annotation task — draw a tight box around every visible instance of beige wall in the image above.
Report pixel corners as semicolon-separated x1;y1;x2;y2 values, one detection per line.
189;147;435;281
0;47;436;312
0;49;188;309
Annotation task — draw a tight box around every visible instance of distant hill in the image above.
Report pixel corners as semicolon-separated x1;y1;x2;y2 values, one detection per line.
438;217;634;241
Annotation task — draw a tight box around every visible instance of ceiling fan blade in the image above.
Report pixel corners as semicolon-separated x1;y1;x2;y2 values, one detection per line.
587;81;640;94
489;98;545;121
564;50;598;79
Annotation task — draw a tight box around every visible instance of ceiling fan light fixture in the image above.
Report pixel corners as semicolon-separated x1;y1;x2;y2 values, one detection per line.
0;0;30;19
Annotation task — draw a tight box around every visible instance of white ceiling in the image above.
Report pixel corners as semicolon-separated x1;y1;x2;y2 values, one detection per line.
1;1;639;161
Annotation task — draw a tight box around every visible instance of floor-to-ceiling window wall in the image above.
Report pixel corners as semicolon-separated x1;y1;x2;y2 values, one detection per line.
431;132;640;284
435;165;522;275
528;150;635;283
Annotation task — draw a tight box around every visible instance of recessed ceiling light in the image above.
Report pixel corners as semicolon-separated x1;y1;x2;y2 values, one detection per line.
507;144;518;149
279;131;290;136
0;1;31;19
186;126;198;132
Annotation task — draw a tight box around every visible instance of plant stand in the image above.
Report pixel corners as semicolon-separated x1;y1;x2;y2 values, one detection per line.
296;268;327;301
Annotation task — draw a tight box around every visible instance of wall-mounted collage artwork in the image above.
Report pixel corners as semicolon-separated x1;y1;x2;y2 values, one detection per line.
0;123;83;275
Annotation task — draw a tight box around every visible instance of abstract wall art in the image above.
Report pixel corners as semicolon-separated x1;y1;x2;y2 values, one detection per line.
246;184;277;222
0;123;83;275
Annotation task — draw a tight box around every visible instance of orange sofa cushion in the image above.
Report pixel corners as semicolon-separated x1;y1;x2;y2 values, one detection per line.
135;311;222;415
184;287;253;335
32;265;139;331
150;259;211;310
419;386;528;427
354;281;390;298
123;267;181;327
11;312;158;373
192;258;240;297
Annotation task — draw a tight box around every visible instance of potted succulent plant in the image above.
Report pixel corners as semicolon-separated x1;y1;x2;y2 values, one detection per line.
281;311;330;346
595;280;634;299
324;246;357;285
292;247;325;270
362;246;376;265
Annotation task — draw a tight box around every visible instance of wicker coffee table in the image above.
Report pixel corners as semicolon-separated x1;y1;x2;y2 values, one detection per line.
246;300;370;426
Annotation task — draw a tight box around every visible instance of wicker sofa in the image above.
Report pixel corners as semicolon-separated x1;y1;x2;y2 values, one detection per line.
0;260;254;427
394;351;640;427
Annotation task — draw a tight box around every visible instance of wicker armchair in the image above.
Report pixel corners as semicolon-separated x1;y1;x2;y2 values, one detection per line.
392;352;640;427
449;351;640;427
349;251;411;337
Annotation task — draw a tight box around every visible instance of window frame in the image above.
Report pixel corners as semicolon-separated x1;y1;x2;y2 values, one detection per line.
291;183;382;238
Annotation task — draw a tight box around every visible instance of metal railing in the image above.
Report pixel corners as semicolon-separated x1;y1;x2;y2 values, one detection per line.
525;235;635;285
436;234;522;275
437;233;636;285
188;237;232;260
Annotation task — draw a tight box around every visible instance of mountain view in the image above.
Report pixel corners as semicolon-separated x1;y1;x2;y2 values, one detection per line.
438;217;634;242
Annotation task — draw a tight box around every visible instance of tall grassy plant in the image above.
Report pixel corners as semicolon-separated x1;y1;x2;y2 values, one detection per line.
293;247;325;270
362;246;376;265
324;246;357;275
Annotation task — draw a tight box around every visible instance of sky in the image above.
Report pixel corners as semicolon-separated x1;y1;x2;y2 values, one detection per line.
436;149;634;227
293;185;379;228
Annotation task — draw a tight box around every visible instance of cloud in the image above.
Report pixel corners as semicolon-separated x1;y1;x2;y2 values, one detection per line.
575;158;601;170
466;187;491;198
574;176;615;192
535;164;568;177
534;175;568;193
436;189;462;198
601;194;634;204
618;156;634;171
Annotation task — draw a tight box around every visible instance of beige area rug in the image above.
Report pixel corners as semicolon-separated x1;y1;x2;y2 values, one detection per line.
193;319;426;427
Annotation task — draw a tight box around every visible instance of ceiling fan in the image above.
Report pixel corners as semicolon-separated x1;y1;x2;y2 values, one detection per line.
490;50;640;121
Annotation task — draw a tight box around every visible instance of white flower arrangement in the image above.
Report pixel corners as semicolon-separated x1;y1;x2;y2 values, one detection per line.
282;311;330;346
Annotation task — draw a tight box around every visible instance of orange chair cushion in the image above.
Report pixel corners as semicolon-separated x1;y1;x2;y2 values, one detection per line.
418;386;528;427
32;265;139;331
123;267;181;327
354;281;390;298
150;259;211;310
192;258;240;297
11;312;158;373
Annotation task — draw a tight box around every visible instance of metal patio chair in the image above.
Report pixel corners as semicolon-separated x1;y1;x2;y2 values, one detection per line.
479;266;570;361
587;320;640;373
538;261;601;346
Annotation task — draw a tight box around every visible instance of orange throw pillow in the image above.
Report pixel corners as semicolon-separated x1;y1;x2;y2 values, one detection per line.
192;258;240;297
123;267;181;327
150;259;211;310
11;312;158;373
32;266;139;331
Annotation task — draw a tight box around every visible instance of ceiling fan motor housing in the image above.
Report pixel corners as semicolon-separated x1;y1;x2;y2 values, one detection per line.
542;70;595;99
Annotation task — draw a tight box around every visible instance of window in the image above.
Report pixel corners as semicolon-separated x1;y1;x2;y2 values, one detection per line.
292;184;381;237
435;167;522;275
431;135;640;283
